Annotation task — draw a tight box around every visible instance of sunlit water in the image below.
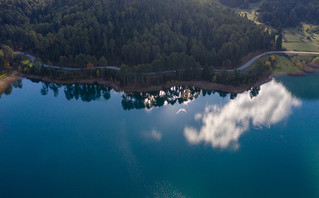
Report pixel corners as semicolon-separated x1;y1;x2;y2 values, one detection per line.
1;72;319;198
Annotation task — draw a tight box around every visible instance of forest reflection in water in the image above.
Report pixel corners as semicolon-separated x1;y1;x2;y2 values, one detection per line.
184;80;301;149
0;78;305;149
38;82;260;110
3;79;275;111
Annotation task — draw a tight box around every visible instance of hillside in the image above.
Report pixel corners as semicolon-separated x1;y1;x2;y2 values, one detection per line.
0;0;272;71
220;0;319;28
258;0;319;28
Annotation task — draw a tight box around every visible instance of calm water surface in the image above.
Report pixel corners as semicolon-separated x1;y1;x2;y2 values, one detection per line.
1;72;319;198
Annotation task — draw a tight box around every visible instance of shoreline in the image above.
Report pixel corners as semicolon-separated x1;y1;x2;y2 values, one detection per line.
0;72;21;95
20;73;272;94
2;68;318;95
3;51;316;94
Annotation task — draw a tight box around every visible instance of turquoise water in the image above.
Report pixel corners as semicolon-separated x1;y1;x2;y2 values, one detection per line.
1;73;319;198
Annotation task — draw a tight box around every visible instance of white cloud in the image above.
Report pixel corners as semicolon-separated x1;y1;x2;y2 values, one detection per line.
184;80;301;149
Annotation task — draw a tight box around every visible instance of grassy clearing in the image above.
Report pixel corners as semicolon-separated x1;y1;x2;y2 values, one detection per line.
289;54;317;64
21;59;30;65
246;54;300;74
0;74;7;78
272;55;299;73
27;62;34;67
21;59;34;68
283;24;319;52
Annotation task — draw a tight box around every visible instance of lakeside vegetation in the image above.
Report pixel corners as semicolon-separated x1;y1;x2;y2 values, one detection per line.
249;54;319;75
1;41;319;93
249;55;298;74
1;0;319;92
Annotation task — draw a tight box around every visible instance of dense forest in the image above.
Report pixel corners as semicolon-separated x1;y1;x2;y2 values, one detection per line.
258;0;319;28
0;0;273;71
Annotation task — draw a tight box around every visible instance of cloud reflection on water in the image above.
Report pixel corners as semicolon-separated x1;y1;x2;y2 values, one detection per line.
184;80;301;149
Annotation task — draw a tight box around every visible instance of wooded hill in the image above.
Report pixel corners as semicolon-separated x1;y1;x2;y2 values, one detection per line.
258;0;319;28
220;0;319;28
0;0;273;71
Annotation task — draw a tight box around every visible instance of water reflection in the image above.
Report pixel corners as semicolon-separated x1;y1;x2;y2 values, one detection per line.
184;80;301;149
36;81;207;108
39;82;112;102
121;86;201;110
0;80;23;98
64;84;111;102
31;81;273;111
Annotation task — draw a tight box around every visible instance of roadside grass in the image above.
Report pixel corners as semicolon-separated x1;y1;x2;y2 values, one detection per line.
239;50;267;67
21;59;30;65
21;59;35;68
244;55;268;73
272;55;299;73
289;54;317;65
245;54;300;74
27;62;34;67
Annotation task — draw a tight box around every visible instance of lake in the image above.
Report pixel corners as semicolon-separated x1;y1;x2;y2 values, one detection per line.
1;73;319;198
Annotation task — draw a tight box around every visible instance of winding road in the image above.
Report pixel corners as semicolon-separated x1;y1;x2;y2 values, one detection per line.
14;51;319;74
14;52;120;71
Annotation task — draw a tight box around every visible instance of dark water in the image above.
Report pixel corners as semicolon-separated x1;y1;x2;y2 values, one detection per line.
1;73;319;198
